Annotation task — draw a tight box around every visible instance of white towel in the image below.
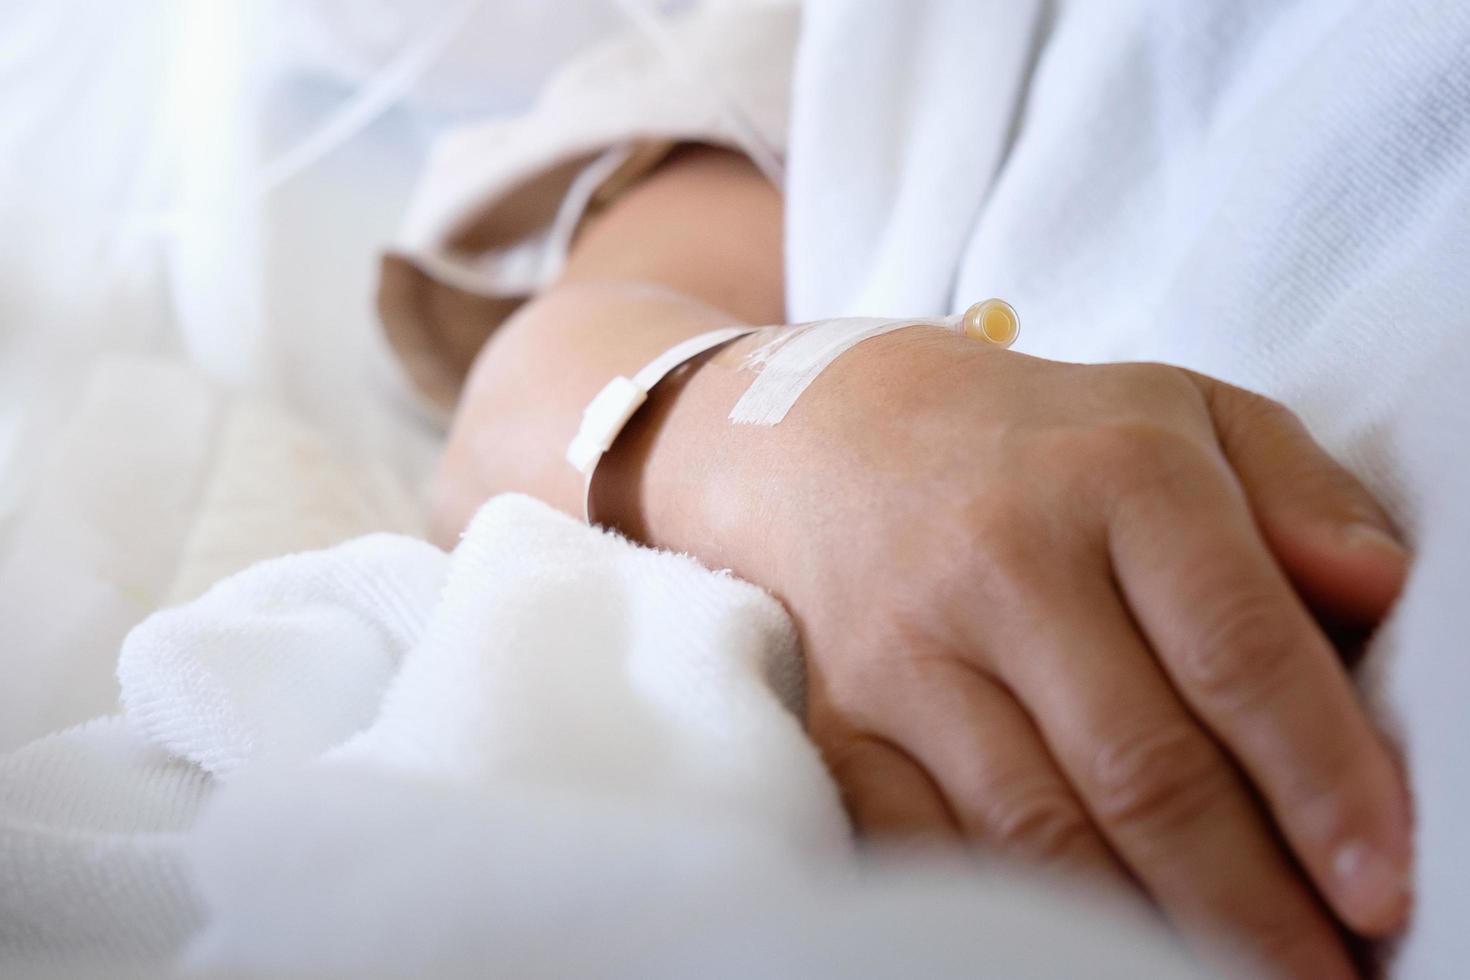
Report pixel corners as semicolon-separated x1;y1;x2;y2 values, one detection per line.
2;494;1209;978
120;493;840;852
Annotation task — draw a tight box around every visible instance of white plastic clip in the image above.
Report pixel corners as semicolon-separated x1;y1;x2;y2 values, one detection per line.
567;375;648;477
567;326;756;522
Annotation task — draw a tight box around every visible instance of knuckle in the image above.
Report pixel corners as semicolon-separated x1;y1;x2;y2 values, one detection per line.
819;734;890;795
1103;422;1207;476
1066;421;1214;500
1195;369;1274;418
1234;388;1294;425
822;741;866;788
865;611;939;669
1292;459;1384;525
964;492;1036;550
1106;362;1209;422
1186;590;1294;709
1036;364;1220;496
1275;746;1361;845
1113;361;1198;400
1234;899;1334;972
980;774;1095;861
1090;723;1228;837
962;496;1058;603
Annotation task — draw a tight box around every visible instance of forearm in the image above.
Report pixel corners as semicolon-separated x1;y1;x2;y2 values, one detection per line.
428;146;783;545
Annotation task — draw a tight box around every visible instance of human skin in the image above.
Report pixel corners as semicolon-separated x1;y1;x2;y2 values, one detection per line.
431;146;1412;979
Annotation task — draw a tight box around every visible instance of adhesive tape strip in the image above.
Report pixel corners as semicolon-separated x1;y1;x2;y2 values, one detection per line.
728;300;1018;427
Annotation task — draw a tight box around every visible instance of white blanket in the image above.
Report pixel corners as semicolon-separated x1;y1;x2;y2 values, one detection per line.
2;491;1206;978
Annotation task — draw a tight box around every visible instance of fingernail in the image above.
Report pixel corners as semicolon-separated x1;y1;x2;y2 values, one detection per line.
1333;840;1411;931
1343;522;1408;560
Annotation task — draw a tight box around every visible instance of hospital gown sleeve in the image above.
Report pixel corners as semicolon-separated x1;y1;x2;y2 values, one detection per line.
377;1;797;416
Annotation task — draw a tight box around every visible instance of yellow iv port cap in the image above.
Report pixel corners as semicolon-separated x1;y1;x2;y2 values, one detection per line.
961;299;1019;348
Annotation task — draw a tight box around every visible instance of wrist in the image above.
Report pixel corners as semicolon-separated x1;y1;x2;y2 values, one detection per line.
591;330;771;564
596;322;991;578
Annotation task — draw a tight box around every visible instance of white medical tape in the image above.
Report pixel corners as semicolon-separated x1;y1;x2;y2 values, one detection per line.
727;314;958;426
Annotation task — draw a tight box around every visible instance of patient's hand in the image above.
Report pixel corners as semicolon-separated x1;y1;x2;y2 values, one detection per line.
431;148;1410;979
597;322;1411;980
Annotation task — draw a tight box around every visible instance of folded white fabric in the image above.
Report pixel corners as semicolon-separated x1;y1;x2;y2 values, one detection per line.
0;718;206;963
119;492;840;852
119;533;449;778
3;493;1209;977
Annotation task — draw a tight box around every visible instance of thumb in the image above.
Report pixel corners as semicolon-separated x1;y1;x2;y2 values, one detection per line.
1188;372;1410;625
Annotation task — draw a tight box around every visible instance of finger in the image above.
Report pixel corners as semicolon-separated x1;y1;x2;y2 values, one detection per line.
820;730;961;845
874;658;1125;879
1109;451;1413;937
1189;374;1410;624
976;554;1358;979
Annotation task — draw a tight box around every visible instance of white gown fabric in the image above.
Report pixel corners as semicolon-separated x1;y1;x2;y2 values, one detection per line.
787;4;1470;976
